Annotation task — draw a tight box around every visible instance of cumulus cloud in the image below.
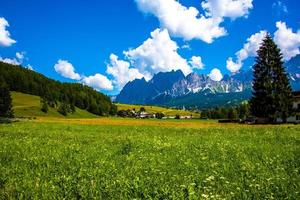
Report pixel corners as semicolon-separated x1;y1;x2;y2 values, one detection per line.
16;52;25;60
227;21;300;73
226;57;242;73
135;0;253;43
226;30;267;72
189;56;204;69
0;52;25;65
124;28;192;76
202;0;253;20
54;60;81;80
274;21;300;61
54;59;113;91
0;57;20;65
26;64;34;71
208;68;223;81
82;74;113;91
0;17;16;47
106;54;144;89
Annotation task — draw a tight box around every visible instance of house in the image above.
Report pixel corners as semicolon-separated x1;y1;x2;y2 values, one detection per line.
180;115;193;119
287;91;300;123
138;111;155;119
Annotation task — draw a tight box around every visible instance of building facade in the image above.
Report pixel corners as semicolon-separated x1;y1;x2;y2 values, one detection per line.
287;91;300;123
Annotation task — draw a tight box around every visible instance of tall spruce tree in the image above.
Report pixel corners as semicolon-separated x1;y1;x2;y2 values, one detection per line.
250;34;293;123
0;79;14;118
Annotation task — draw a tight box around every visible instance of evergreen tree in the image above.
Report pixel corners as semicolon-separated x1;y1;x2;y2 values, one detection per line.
0;80;14;118
227;108;237;120
40;97;49;113
155;112;165;119
250;34;293;123
57;102;69;116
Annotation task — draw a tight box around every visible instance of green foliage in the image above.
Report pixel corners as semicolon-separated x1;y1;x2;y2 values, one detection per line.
175;114;180;119
201;104;250;120
40;97;48;113
237;102;250;120
0;79;14;118
250;34;293;122
227;108;238;120
57;102;70;116
0;62;116;116
109;104;118;115
155;112;165;119
139;107;146;112
0;122;299;199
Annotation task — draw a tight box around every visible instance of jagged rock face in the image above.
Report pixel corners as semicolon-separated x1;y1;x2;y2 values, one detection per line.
286;55;300;91
116;70;253;105
116;56;300;107
167;71;252;97
150;70;185;93
115;78;158;104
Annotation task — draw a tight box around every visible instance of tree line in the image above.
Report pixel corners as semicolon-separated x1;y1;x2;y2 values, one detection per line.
200;103;250;120
0;62;117;116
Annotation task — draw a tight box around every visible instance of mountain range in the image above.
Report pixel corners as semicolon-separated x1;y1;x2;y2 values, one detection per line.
116;55;300;109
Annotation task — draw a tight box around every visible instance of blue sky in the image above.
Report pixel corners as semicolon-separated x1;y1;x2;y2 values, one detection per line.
0;0;300;95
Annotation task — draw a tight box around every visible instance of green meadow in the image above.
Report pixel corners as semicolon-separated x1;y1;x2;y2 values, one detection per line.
0;121;299;199
12;92;98;119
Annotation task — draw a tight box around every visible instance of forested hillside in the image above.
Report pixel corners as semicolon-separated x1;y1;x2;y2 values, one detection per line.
0;62;117;116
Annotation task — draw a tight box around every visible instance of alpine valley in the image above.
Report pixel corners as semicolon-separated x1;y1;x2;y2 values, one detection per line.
116;55;300;109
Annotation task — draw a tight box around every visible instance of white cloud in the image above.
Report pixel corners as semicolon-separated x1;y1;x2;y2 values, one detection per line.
82;74;113;91
0;57;20;65
135;0;253;43
189;56;204;69
226;30;266;72
202;0;253;20
16;52;24;60
0;52;25;66
54;60;81;80
274;21;300;61
226;57;242;73
54;59;113;91
227;21;300;73
26;64;34;71
208;68;223;81
106;54;144;89
124;28;192;76
0;17;16;47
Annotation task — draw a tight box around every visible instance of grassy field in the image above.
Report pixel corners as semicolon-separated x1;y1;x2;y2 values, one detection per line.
0;119;299;199
12;92;98;118
116;103;200;117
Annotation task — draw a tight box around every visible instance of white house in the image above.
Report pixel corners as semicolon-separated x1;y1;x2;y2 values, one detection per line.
287;91;300;123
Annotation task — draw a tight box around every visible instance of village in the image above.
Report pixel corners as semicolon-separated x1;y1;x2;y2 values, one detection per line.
116;91;300;124
117;107;193;119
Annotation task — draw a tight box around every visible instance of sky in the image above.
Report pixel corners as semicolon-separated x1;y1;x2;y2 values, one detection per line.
0;0;300;95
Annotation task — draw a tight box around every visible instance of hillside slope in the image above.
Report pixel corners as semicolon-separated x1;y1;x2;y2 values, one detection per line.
0;61;116;116
12;92;98;118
